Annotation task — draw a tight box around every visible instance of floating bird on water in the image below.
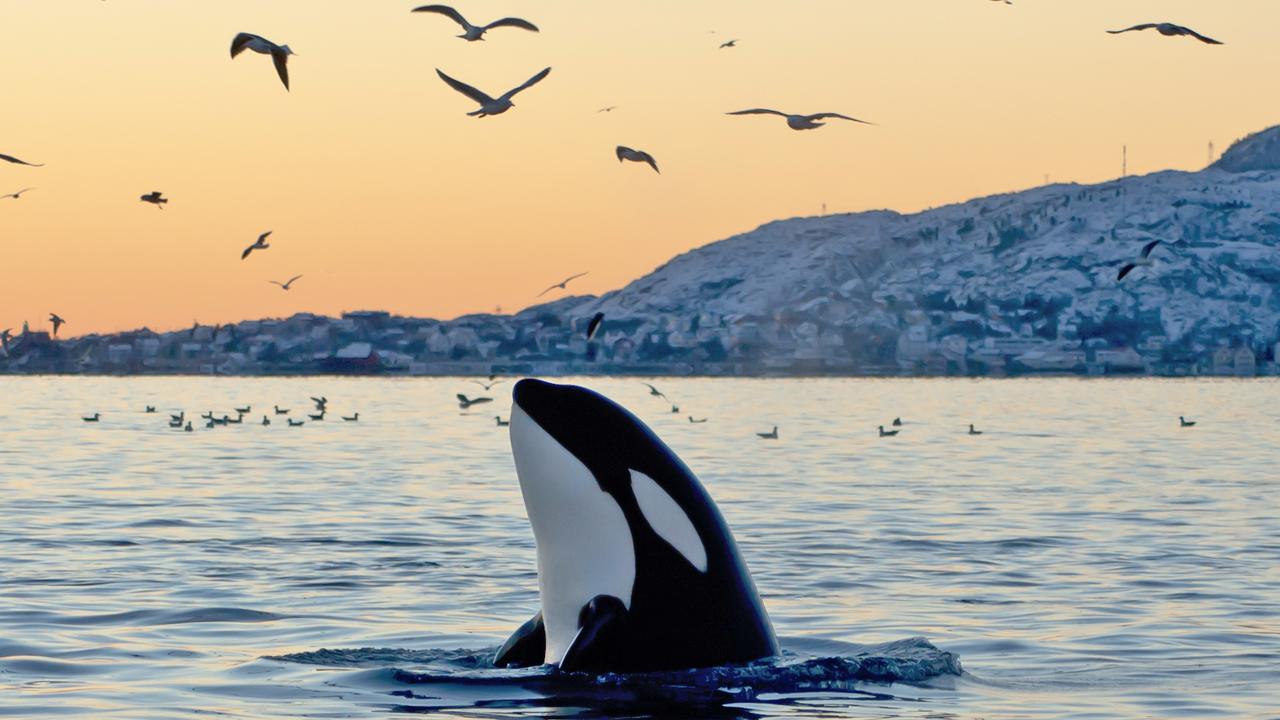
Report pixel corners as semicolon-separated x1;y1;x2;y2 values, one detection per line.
145;406;156;413
83;413;100;423
2;187;35;200
616;146;660;174
308;410;325;421
262;416;271;426
140;191;168;209
643;382;666;399
457;393;493;409
537;271;588;297
670;404;680;414
727;108;873;131
289;419;304;427
495;416;510;427
719;39;738;49
206;420;216;429
1180;416;1197;427
169;410;184;424
0;154;43;167
342;413;359;422
879;425;899;437
689;416;708;424
586;312;605;341
234;406;251;414
411;5;539;41
184;422;193;432
1107;23;1222;45
892;417;903;427
1117;240;1164;281
230;33;295;90
757;426;778;439
436;67;551;117
241;231;271;260
274;405;290;415
269;274;303;290
969;424;983;435
169;417;184;428
49;313;66;337
226;414;243;425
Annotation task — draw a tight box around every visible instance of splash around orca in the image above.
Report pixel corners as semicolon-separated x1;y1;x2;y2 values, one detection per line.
494;378;779;674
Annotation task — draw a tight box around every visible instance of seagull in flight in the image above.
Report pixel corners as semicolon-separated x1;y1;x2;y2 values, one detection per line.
537;271;588;297
49;313;66;337
269;274;303;290
457;393;493;409
643;382;666;399
727;108;874;131
1107;23;1222;45
597;105;618;113
0;154;43;167
1117;240;1164;280
140;191;168;209
2;188;34;200
411;5;539;42
241;231;272;260
719;39;738;49
436;67;551;117
471;378;503;391
616;146;660;174
230;33;296;90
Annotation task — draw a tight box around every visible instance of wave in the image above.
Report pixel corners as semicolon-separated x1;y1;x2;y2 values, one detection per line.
269;637;961;714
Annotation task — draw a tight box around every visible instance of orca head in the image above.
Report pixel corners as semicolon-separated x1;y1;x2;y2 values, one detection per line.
509;378;713;664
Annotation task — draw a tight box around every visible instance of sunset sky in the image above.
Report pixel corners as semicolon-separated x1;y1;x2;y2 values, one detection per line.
3;0;1279;336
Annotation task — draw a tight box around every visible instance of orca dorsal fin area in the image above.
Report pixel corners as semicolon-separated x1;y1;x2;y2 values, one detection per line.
559;595;628;673
630;469;708;572
494;611;546;668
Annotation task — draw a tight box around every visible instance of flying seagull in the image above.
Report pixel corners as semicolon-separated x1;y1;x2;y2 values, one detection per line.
0;154;43;167
537;271;588;297
597;105;618;113
586;312;604;341
643;382;666;399
411;5;539;41
269;274;303;290
457;393;493;409
719;39;738;49
436;67;551;117
49;313;66;337
727;108;874;131
241;231;272;260
471;379;503;391
2;188;35;200
616;146;660;174
230;33;296;90
311;396;328;410
1107;23;1222;45
1117;239;1163;280
140;191;168;209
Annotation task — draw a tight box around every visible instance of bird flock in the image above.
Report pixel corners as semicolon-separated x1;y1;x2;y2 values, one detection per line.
82;394;359;431
2;5;1229;353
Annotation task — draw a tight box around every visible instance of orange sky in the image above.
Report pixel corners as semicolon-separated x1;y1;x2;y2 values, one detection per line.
3;0;1278;336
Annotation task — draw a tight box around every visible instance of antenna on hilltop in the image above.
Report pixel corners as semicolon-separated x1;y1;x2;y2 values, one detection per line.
1208;141;1215;167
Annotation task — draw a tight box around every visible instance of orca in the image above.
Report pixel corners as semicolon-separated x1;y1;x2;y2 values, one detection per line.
495;378;779;673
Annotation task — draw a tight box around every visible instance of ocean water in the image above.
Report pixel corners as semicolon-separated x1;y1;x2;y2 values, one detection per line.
0;376;1277;719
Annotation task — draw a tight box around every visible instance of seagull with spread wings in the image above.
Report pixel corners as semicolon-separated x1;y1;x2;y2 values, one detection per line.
727;108;874;131
241;231;272;260
719;39;738;49
1107;23;1222;45
1;188;34;200
0;154;43;167
537;271;588;297
616;146;660;174
49;313;66;337
436;67;551;117
140;191;168;209
1117;240;1164;281
269;275;303;291
411;5;539;41
230;33;296;90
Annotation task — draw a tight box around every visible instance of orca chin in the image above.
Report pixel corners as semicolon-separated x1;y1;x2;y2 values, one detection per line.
497;378;779;674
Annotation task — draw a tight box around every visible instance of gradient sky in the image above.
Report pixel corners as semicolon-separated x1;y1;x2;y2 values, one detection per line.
3;0;1279;336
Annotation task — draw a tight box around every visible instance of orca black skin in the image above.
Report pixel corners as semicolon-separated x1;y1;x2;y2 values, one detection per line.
497;378;779;673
